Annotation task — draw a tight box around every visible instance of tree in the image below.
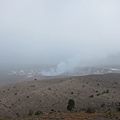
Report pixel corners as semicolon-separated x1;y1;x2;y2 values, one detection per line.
67;99;75;112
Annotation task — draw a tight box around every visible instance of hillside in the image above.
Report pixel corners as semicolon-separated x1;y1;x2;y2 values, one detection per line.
0;73;120;119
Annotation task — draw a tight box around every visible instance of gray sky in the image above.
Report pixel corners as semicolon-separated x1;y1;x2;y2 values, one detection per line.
0;0;120;67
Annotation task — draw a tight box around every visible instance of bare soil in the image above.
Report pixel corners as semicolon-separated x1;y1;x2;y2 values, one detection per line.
0;73;120;119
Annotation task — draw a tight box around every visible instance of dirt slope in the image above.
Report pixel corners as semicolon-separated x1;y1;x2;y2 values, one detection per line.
0;73;120;118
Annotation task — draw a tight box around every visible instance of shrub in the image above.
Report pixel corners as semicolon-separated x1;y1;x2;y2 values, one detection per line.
16;113;19;117
106;109;112;115
96;93;100;96
102;89;109;95
106;89;109;93
117;107;120;112
51;109;55;112
67;99;75;112
35;111;43;115
86;107;95;114
27;96;29;98
101;103;105;107
48;88;51;90
82;85;85;88
28;109;33;116
89;95;94;98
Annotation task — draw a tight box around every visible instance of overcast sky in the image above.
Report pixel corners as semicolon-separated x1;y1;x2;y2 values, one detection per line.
0;0;120;67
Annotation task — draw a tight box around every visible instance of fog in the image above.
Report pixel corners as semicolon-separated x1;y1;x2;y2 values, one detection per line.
0;0;120;74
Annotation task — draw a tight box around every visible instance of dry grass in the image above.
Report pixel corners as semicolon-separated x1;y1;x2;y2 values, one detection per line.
4;112;120;120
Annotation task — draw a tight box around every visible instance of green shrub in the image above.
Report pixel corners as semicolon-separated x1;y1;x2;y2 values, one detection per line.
67;99;75;112
106;89;109;93
96;93;100;96
106;109;112;115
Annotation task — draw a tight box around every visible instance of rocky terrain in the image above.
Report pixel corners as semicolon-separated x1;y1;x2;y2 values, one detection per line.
0;73;120;119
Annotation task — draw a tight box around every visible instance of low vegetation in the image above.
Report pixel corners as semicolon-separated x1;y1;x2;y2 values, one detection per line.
1;112;120;120
67;99;75;112
0;74;120;119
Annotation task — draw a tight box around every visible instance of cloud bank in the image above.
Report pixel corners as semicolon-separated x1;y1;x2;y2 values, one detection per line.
0;0;120;71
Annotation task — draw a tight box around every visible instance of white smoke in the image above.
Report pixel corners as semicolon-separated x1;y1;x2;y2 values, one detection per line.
41;62;66;76
41;56;82;76
41;52;107;76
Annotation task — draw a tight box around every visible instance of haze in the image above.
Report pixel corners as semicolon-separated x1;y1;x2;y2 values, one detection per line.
0;0;120;70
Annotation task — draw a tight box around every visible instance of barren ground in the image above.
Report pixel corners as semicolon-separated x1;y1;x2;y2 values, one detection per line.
0;73;120;119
